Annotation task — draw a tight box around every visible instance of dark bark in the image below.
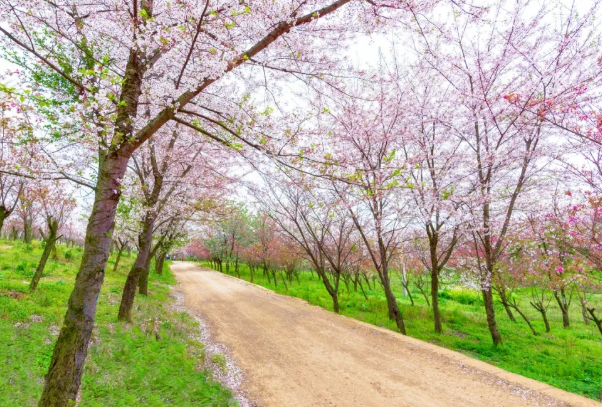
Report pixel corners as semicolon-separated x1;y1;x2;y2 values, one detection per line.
112;245;124;274
553;289;571;328
530;301;551;333
138;251;152;295
30;217;59;291
38;151;130;407
118;213;154;321
586;308;602;337
431;271;441;333
497;287;516;322
508;299;537;336
155;251;166;274
482;288;503;345
0;205;7;234
382;273;406;334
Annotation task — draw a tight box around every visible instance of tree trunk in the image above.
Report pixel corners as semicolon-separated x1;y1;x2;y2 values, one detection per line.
155;251;165;275
38;152;129;407
0;205;7;235
498;288;516;322
431;269;442;334
118;212;154;321
23;213;32;243
482;288;503;345
581;300;590;325
138;252;152;295
541;310;551;333
586;308;602;337
554;290;570;328
510;303;537;336
30;218;59;291
382;271;406;334
112;245;124;274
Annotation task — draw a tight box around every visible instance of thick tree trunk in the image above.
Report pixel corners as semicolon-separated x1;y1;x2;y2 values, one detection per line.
155;251;165;275
30;218;58;291
118;213;154;321
38;152;129;407
138;247;155;295
482;287;503;345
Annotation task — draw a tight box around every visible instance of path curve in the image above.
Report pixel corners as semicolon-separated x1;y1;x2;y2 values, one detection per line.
172;262;600;407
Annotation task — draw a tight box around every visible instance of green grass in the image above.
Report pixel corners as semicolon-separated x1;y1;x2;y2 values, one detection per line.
201;261;602;401
0;239;236;406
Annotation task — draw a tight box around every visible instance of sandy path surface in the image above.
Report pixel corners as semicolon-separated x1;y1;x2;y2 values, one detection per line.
172;262;600;407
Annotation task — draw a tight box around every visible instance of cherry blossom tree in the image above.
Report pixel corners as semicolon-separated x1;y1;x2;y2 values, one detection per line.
29;181;76;291
0;0;408;402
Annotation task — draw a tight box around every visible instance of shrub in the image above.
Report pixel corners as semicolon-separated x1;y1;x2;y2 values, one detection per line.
64;250;73;261
439;287;482;306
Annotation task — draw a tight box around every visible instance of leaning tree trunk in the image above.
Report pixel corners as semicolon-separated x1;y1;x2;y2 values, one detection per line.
381;268;406;335
30;217;58;291
554;290;570;328
118;212;154;321
482;287;503;345
498;288;516;322
586;308;602;337
112;244;124;273
38;151;130;407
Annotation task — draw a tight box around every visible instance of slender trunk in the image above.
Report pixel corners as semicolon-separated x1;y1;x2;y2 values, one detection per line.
498;288;516;322
510;303;537;336
38;152;129;407
118;212;154;321
586;308;602;337
250;265;254;283
280;272;288;291
580;299;590;325
30;218;58;291
23;214;32;243
431;268;442;334
482;287;503;345
358;278;369;301
541;310;551;333
112;246;124;274
554;290;570;328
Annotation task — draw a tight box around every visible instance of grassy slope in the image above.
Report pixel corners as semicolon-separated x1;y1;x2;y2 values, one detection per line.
0;239;236;407
200;261;602;401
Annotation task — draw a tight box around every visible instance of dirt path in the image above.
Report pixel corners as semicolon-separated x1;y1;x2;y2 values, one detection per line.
172;263;600;407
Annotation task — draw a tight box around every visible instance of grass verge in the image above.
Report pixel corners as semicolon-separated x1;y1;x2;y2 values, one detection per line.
0;239;236;407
